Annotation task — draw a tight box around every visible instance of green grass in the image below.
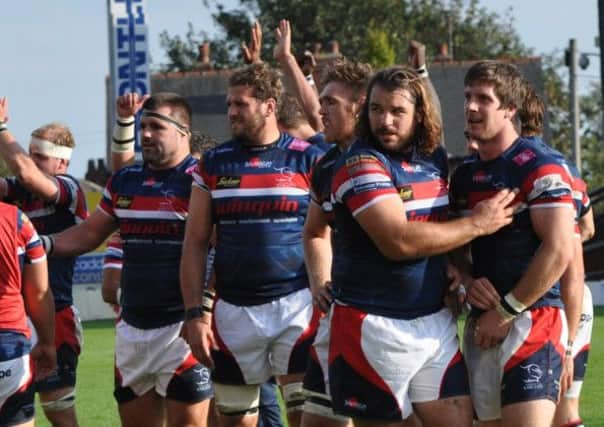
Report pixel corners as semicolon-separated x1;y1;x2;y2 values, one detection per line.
35;311;604;426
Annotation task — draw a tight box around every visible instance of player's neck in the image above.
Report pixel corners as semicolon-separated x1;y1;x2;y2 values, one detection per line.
478;126;519;161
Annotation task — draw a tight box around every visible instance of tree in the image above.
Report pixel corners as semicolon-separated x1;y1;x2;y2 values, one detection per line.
159;0;531;70
542;53;604;191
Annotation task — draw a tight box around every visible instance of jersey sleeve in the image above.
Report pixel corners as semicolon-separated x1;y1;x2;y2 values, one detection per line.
17;210;46;264
103;232;123;270
55;175;89;222
98;175;118;218
192;153;212;192
331;152;398;217
522;163;574;209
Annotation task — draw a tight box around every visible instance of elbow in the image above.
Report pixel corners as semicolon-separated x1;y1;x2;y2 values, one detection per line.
379;242;418;261
581;227;595;242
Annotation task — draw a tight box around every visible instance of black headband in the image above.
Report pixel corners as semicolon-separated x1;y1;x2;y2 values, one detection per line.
142;111;190;134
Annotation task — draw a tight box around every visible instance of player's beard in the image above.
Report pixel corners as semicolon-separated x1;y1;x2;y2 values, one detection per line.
142;142;165;167
231;110;266;144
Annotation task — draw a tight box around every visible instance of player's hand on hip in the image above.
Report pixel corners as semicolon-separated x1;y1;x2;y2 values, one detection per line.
311;281;334;314
474;308;512;350
30;343;57;380
471;188;519;236
186;316;216;368
466;277;500;310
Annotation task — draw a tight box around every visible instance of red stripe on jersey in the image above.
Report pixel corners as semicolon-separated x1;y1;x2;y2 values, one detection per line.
406;180;449;199
467;190;501;208
331;159;392;197
114;195;189;213
240;172;310;190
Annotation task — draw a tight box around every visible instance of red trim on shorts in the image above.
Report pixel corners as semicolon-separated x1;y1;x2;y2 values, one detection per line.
329;305;392;394
439;350;462;396
504;307;564;372
55;307;81;353
211;298;237;359
173;353;199;376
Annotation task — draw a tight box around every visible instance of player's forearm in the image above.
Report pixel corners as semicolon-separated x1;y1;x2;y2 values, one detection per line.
304;234;333;292
23;263;55;346
560;239;585;342
387;216;481;260
180;241;208;309
278;54;323;132
0;130;56;198
52;222;108;257
509;237;574;309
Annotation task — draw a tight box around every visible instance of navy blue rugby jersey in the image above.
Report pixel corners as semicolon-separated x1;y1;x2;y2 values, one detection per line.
307;132;332;152
99;155;198;329
330;140;450;319
310;145;342;227
193;133;323;305
4;175;88;310
449;137;574;310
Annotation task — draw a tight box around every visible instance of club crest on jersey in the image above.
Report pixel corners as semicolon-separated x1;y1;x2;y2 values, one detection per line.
216;176;241;189
399;186;414;201
245;157;273;168
115;196;133;209
401;161;421;173
513;149;536;165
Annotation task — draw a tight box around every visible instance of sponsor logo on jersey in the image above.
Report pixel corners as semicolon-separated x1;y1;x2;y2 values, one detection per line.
512;149;536;165
533;173;568;193
215;196;299;217
401;161;422;173
216;176;241;189
472;170;492;184
245;157;273;168
399;185;414;201
0;369;12;378
116;196;133;209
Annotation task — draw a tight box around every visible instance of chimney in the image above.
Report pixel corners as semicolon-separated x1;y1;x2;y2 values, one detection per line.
329;40;340;55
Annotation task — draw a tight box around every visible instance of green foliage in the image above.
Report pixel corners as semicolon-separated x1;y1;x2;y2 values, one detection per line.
364;26;396;69
159;0;531;70
542;54;604;191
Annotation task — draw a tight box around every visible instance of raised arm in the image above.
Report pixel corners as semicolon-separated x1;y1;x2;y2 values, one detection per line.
111;93;149;170
274;19;323;132
0;97;62;201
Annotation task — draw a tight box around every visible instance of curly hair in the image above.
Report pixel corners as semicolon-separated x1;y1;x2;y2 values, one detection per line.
229;63;283;104
321;59;373;100
356;66;442;155
518;80;544;137
31;123;75;148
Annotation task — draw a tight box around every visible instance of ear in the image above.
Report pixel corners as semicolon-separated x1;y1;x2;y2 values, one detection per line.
265;98;277;117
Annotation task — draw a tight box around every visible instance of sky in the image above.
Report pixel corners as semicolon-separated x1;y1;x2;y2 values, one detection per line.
0;0;600;178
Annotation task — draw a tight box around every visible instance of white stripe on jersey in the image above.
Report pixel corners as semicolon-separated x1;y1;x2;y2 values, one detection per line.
403;194;449;212
352;193;398;217
334;173;391;202
114;209;188;220
211;187;309;198
25;205;56;218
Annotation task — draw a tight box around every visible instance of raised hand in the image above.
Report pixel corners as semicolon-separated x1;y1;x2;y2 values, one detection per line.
116;93;150;119
241;21;263;64
274;19;293;62
0;97;10;123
